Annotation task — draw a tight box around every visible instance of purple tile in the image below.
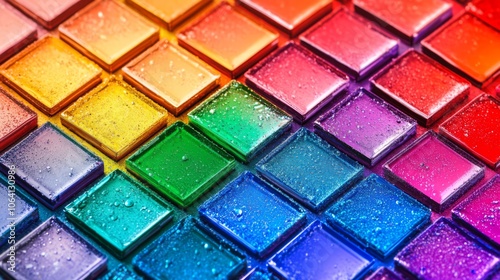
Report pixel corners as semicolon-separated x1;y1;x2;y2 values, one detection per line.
395;218;500;280
315;88;416;167
0;122;104;209
0;217;107;279
268;221;373;279
383;131;484;212
366;267;402;280
453;175;500;248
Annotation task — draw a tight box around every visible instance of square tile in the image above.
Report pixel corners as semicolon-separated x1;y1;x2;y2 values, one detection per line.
0;2;36;64
0;217;107;280
59;0;159;72
133;218;246;280
188;80;292;162
102;264;143;280
394;218;500;279
371;50;470;126
0;36;102;116
384;131;485;212
61;76;168;161
0;181;38;246
6;0;93;29
256;128;364;211
300;9;398;80
0;87;37;151
422;13;500;85
365;267;401;280
268;221;373;279
315;88;416;167
439;94;500;169
453;175;500;248
199;172;306;257
126;121;235;208
65;170;174;258
326;174;430;258
238;0;332;36
177;2;278;77
0;123;104;210
245;43;349;123
353;0;452;43
122;40;220;116
467;0;500;31
126;0;211;30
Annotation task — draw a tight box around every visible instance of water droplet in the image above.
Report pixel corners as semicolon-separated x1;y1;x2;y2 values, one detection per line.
124;199;134;207
182;155;189;161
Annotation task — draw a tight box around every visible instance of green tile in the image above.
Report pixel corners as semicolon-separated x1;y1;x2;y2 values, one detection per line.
188;80;292;162
65;170;174;259
126;121;235;207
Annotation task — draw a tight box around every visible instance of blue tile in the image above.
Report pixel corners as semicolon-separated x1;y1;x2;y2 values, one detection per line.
0;181;38;246
256;128;363;211
102;264;143;280
133;218;246;280
241;268;279;280
268;221;373;279
326;174;431;258
0;122;104;209
199;171;306;257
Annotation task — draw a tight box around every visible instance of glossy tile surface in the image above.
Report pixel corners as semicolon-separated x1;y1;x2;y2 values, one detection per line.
0;36;102;115
178;2;278;77
353;0;452;43
238;0;332;36
395;218;500;280
371;50;470;126
268;221;373;279
440;94;500;169
65;170;174;258
0;123;104;209
422;13;500;85
59;0;159;71
61;77;168;160
315;88;416;166
384;132;484;212
188;81;291;162
199;172;306;257
300;9;398;79
0;87;37;151
245;43;349;122
133;218;246;279
327;174;430;258
468;0;500;31
0;217;107;280
257;128;363;211
122;40;220;116
126;122;235;207
0;2;36;63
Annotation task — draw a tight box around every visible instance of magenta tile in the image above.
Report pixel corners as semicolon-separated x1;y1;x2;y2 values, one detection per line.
453;175;500;248
0;2;37;63
300;9;398;80
245;42;349;123
315;88;416;167
395;218;500;280
366;267;401;280
383;131;485;212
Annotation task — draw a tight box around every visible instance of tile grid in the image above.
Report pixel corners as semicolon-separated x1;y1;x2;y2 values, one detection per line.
0;0;499;279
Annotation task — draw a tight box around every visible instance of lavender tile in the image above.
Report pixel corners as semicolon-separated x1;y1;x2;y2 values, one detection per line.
0;122;104;209
268;221;373;279
315;88;416;166
452;175;500;248
366;267;402;280
395;218;500;280
0;217;107;280
0;181;38;246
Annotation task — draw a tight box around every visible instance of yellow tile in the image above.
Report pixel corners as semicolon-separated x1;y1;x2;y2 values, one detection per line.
126;0;211;30
122;40;220;116
0;36;102;115
61;76;168;160
59;0;159;72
